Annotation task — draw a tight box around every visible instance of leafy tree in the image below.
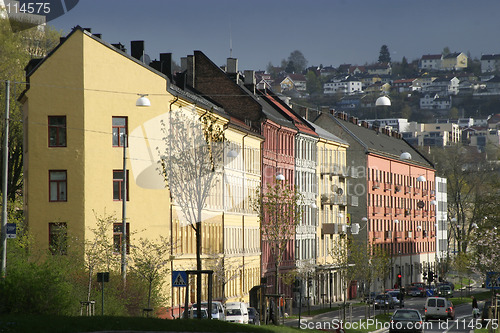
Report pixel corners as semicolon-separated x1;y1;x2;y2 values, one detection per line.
251;177;303;295
158;106;225;318
442;47;451;56
129;237;173;311
306;70;322;95
0;19;60;201
378;45;391;63
427;145;496;254
287;50;308;73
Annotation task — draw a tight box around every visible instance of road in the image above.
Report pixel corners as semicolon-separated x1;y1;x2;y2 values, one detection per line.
290;291;492;332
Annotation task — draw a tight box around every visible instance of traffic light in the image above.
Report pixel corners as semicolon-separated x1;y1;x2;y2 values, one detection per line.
428;271;434;283
397;273;402;286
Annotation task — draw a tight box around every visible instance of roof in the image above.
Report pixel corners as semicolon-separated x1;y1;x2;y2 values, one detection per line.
258;90;317;137
305;120;348;146
316;113;434;169
421;54;442;60
481;54;500;61
24;26;227;117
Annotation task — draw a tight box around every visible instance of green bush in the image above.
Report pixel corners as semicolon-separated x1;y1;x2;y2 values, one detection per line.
0;259;76;315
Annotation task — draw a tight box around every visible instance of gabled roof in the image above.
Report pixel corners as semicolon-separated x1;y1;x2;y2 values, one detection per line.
481;54;500;61
24;26;227;117
315;113;434;168
421;54;442;60
258;89;317;137
305;120;348;146
443;52;463;59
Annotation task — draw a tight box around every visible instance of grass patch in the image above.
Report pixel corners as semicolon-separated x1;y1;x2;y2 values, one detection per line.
344;313;392;333
0;314;328;333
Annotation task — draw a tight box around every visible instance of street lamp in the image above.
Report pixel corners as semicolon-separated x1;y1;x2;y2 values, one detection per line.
1;81;10;278
120;95;151;284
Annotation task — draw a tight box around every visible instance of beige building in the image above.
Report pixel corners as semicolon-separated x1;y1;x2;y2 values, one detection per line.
308;121;349;304
21;27;261;314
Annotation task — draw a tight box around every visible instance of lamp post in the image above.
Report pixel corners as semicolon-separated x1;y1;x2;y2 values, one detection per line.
1;80;10;278
119;95;151;285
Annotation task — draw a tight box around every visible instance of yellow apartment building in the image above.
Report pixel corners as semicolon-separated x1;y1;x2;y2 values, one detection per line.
307;121;349;303
21;27;261;313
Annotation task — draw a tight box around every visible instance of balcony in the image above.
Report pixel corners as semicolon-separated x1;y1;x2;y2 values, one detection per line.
373;206;382;215
385;230;392;239
395;208;403;216
395;185;402;193
321;223;338;235
384;207;392;216
405;186;411;194
372;181;381;190
384;183;392;192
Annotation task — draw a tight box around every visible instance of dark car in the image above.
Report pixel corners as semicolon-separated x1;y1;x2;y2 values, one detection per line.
364;292;377;304
247;306;260;325
407;287;421;297
374;293;396;309
390;309;424;333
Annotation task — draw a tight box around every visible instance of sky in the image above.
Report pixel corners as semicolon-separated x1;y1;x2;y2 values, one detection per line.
43;0;500;71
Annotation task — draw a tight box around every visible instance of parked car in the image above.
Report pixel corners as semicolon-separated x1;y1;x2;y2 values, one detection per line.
200;301;225;320
436;285;453;297
424;297;455;320
389;309;424;333
374;293;396;309
407;287;421;297
247;306;260;325
410;283;426;297
225;302;249;324
181;306;209;319
388;290;401;306
364;292;377;304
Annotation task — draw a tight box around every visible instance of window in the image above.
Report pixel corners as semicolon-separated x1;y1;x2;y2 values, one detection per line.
48;116;66;147
49;222;67;255
113;223;130;254
49;170;67;202
113;170;129;201
112;117;127;147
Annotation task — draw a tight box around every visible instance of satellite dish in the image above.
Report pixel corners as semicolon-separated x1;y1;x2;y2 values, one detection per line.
337;188;344;195
331;184;338;192
140;54;151;65
417;200;425;209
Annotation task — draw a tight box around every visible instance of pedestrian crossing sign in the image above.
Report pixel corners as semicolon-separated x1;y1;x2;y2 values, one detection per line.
172;271;187;287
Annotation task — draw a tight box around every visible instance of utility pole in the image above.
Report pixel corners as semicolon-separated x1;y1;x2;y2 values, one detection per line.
121;133;127;285
1;80;10;278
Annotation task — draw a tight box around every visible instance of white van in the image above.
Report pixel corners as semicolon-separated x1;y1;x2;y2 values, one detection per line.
200;301;225;320
225;302;249;324
424;297;455;320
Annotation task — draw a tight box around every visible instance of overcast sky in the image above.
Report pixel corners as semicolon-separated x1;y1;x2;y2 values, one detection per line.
49;0;500;71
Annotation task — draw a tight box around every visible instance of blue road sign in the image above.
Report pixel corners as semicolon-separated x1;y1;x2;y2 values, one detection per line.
485;272;500;290
172;271;187;287
6;223;16;239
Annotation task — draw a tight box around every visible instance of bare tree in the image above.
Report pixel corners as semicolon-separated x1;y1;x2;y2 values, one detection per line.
251;177;303;296
157;106;225;318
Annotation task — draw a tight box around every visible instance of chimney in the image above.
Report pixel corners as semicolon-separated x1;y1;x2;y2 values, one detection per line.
112;43;126;52
93;33;102;39
353;117;358;125
244;70;256;93
186;55;195;88
227;58;238;74
160;53;173;81
181;57;187;71
131;40;145;61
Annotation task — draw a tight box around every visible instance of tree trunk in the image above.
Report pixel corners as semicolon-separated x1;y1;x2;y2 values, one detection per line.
196;221;202;319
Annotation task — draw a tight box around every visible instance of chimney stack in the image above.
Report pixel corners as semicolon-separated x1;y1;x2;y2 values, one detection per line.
160;53;173;81
186;55;195;88
131;40;145;61
227;58;238;74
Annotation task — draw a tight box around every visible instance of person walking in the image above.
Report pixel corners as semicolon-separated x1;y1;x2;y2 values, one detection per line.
472;295;479;318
